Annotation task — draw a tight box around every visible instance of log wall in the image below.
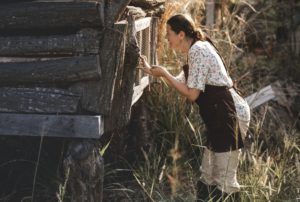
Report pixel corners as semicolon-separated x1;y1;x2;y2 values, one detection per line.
0;0;134;138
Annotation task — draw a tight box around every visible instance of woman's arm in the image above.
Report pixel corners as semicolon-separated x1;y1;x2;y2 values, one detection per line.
139;56;200;101
151;65;200;102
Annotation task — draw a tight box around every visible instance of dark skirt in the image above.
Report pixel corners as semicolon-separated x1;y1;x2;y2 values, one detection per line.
195;85;244;152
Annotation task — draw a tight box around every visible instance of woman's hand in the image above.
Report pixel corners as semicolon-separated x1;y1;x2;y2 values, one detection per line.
139;55;152;75
139;55;167;77
150;65;168;77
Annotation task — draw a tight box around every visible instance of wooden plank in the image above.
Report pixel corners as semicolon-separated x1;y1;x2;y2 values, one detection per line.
135;17;152;32
0;2;103;35
0;113;104;138
245;85;276;109
0;55;101;85
0;87;80;113
132;76;149;106
0;29;101;56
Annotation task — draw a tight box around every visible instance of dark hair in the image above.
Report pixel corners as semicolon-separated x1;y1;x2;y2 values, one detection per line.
167;14;206;41
168;14;231;83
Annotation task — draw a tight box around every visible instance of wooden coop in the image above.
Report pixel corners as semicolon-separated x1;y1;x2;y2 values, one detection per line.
0;0;161;201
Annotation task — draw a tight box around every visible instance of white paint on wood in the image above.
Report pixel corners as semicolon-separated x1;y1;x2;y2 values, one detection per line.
245;85;276;109
135;17;152;32
132;76;149;106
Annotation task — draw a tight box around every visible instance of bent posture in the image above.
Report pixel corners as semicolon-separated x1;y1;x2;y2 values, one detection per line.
141;14;251;201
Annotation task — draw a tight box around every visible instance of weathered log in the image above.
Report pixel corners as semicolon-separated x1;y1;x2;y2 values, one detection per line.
126;6;147;20
105;0;131;26
0;2;104;35
0;29;101;56
64;140;104;202
0;113;104;138
105;15;140;131
130;0;165;9
69;24;127;115
0;87;80;113
0;55;101;85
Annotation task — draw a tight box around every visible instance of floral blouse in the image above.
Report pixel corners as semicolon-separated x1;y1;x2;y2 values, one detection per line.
176;41;250;121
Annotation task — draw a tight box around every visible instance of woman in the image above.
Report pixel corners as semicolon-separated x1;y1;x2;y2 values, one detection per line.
140;14;251;201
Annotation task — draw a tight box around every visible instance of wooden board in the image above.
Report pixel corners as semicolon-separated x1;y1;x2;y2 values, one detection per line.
135;17;152;32
0;113;104;138
0;29;101;56
0;55;101;85
245;85;276;109
0;2;103;35
132;76;149;106
0;87;80;113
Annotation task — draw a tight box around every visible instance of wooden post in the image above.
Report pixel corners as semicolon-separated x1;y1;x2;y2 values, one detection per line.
104;0;132;26
206;0;215;26
64;140;104;202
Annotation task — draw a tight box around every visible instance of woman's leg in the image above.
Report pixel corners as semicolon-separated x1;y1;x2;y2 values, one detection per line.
213;149;241;193
209;119;250;200
197;147;215;201
200;147;215;185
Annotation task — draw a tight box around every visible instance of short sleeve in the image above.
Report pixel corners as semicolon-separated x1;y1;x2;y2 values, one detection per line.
187;44;209;91
175;71;186;83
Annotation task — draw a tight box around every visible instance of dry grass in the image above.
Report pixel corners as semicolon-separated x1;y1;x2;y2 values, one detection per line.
129;0;300;201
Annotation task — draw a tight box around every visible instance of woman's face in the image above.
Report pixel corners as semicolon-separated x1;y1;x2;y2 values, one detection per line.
166;24;182;50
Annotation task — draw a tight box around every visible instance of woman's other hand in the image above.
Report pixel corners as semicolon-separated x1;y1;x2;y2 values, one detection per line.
150;65;168;77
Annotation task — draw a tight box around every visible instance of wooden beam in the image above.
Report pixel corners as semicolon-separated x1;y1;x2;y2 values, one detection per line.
132;76;149;106
0;113;104;138
0;29;101;56
104;15;140;131
0;55;101;85
0;87;80;113
245;85;276;109
105;0;131;26
0;2;104;35
135;17;152;32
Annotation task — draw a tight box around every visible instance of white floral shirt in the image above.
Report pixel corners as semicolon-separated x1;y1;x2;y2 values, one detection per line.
175;41;250;121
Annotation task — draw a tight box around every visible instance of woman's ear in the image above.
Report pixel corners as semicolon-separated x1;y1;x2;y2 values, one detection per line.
178;31;185;40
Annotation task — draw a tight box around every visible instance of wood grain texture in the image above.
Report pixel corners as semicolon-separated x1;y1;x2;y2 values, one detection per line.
0;113;104;138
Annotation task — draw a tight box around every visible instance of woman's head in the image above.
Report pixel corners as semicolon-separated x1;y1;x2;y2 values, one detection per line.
165;14;206;51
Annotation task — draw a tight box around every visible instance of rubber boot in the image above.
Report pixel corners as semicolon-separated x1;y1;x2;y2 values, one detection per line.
196;180;210;201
